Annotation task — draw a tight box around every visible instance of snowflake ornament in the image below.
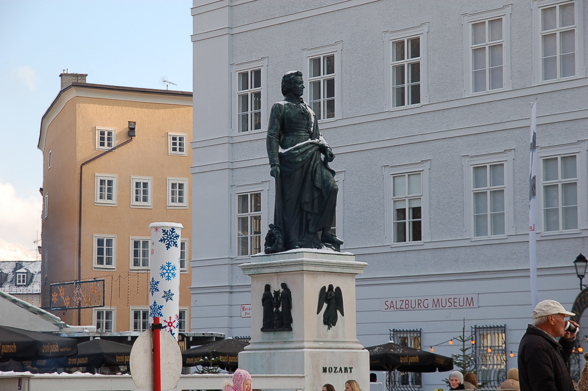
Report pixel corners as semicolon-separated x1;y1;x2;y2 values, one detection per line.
150;277;160;296
149;300;164;318
162;289;175;302
159;227;180;250
159;261;177;281
163;316;177;330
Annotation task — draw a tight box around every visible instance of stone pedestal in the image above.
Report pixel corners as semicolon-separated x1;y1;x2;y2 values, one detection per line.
239;250;369;391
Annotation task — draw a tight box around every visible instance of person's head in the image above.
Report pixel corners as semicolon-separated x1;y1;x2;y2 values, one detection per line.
449;371;463;389
532;299;575;337
281;71;304;97
507;368;519;381
322;384;335;391
464;372;477;385
344;379;361;391
232;368;252;391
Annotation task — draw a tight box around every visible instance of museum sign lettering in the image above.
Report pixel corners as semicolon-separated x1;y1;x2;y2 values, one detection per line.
381;294;478;311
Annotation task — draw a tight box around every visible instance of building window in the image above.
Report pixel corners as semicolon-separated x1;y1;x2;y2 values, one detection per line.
385;25;429;109
385;162;430;245
237;192;262;256
309;54;336;120
392;172;422;243
132;309;150;332
168;133;187;155
542;154;577;231
178;309;187;332
473;325;507;390
167;178;188;208
464;151;514;239
94;235;116;268
237;68;262;132
15;273;27;286
131;177;152;207
463;7;511;95
233;58;268;133
95;308;115;332
538;1;578;81
131;238;150;269
96;127;115;150
180;240;188;270
473;163;505;237
44;193;48;219
304;42;342;121
391;37;420;107
390;329;422;387
471;18;504;92
48;150;52;168
95;174;117;205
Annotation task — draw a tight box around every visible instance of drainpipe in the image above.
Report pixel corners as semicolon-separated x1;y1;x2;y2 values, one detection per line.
76;123;136;324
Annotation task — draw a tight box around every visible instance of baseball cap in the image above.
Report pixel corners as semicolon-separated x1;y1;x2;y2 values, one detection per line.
532;299;575;318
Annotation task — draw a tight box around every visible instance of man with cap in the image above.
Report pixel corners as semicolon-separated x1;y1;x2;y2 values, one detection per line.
518;299;579;391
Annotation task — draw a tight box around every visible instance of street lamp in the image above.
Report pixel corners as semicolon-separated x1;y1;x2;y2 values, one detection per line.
573;253;588;290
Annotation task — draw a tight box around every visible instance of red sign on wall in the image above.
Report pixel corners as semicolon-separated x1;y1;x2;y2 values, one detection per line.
241;304;251;318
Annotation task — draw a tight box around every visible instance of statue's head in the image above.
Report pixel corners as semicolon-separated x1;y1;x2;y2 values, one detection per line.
281;70;303;96
265;284;270;291
281;282;287;289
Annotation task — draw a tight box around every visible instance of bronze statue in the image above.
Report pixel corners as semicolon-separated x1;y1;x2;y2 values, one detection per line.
272;289;282;329
265;70;343;253
260;282;293;332
317;284;344;330
261;284;273;331
280;283;292;331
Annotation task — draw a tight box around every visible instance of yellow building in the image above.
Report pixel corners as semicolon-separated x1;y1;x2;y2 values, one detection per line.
38;73;193;332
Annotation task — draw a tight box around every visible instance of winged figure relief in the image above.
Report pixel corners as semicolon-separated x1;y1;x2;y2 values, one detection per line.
316;284;344;330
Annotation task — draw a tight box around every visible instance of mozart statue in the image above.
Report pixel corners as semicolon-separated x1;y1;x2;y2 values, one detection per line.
265;70;343;253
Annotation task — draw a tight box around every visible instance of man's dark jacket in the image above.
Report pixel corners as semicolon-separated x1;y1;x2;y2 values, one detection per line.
518;324;575;391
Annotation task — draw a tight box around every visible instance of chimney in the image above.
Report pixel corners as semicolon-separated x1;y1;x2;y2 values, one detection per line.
59;71;88;90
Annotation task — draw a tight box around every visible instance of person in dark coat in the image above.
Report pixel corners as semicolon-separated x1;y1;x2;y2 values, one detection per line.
517;299;578;391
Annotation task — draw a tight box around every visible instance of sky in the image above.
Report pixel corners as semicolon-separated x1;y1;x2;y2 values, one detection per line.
0;0;193;260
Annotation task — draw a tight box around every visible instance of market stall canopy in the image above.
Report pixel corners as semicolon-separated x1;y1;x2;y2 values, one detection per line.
0;325;77;361
366;341;453;372
34;338;131;368
182;338;249;370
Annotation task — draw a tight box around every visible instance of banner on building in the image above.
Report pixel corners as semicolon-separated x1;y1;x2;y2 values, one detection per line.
50;279;105;310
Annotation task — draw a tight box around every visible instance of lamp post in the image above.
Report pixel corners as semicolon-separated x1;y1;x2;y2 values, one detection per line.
573;253;588;290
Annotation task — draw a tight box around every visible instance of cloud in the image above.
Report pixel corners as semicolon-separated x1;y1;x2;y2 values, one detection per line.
0;181;42;260
16;66;38;91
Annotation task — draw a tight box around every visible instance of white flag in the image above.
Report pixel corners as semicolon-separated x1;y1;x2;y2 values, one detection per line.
529;102;538;307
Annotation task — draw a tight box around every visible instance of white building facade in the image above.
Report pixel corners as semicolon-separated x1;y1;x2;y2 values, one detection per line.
190;0;588;388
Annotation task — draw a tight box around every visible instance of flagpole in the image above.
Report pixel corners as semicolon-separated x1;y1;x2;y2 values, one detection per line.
529;101;538;307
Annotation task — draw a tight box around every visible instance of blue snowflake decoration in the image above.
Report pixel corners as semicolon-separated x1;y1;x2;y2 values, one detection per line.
149;277;160;296
159;227;180;250
162;289;175;302
159;261;177;281
149;300;164;318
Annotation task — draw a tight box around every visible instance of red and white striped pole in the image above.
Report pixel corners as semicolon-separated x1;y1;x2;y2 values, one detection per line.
153;316;162;391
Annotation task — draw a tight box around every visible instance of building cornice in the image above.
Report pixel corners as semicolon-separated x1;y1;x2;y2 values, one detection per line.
38;83;193;151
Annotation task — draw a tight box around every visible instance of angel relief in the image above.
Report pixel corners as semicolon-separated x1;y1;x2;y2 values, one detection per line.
316;284;344;330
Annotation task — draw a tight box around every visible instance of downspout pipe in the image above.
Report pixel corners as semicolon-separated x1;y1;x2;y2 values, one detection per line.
76;131;135;324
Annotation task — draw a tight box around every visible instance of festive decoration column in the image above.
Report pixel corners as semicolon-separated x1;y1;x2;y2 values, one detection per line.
149;222;183;339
